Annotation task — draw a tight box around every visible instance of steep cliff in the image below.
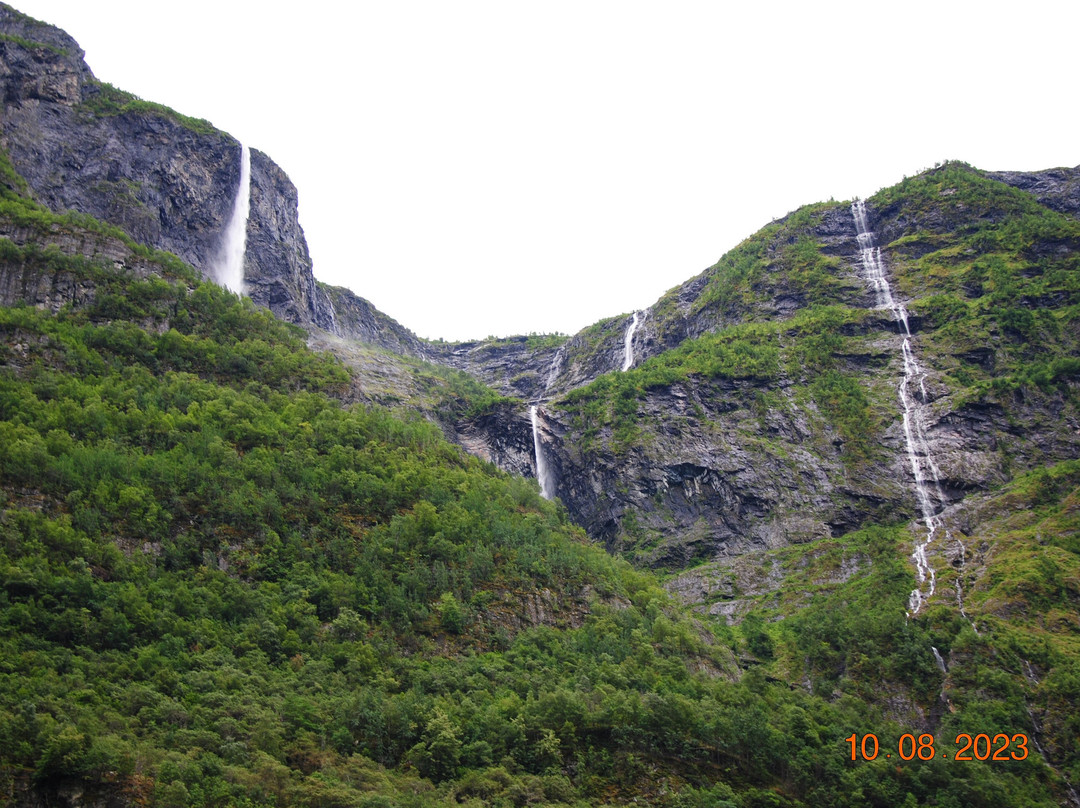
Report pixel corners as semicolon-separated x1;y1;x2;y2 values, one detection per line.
0;4;429;358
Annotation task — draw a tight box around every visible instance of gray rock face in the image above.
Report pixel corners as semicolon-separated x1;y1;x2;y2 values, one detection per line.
544;376;883;567
425;312;654;403
426;335;566;402
0;219;157;311
0;29;234;271
245;148;338;333
450;403;536;480
319;282;428;359
0;9;350;342
989;165;1080;218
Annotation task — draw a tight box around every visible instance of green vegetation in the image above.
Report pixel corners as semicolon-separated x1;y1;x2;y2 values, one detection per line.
411;358;518;419
0;31;67;55
876;163;1080;392
465;333;569;352
78;81;220;137
683;202;844;321
559;305;883;460
679;480;1080;807
0;222;1009;808
0;145;31;200
3;194;1072;808
0;179;199;286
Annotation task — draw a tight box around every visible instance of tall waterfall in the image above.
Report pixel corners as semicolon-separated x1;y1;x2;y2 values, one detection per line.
622;311;641;371
852;200;948;615
530;405;555;500
216;143;251;295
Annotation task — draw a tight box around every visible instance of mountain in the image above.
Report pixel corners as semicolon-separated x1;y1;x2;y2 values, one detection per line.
0;3;427;358
2;5;1080;808
543;166;1080;566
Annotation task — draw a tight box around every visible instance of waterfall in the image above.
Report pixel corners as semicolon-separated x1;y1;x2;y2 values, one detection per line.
216;143;251;295
622;311;641;371
852;200;948;615
530;405;555;499
953;534;979;634
544;343;567;393
932;647;947;674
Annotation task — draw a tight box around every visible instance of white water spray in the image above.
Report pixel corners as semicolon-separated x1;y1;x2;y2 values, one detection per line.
530;405;555;500
622;311;641;371
545;344;567;392
216;143;251;295
932;647;947;674
953;534;979;634
852;200;948;615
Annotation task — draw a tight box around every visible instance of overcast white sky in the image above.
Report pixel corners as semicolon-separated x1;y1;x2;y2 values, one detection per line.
11;1;1080;341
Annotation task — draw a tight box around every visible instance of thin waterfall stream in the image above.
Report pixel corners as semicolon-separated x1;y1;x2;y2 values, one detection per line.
622;311;641;371
852;200;949;615
529;343;568;501
216;143;251;295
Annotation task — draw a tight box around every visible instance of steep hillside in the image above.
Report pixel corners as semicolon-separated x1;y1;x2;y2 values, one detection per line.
530;164;1080;571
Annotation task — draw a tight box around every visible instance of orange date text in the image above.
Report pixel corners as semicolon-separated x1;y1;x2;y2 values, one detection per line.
845;733;1029;762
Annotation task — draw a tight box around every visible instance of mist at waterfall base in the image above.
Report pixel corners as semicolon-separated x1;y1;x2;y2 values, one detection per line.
14;0;1080;341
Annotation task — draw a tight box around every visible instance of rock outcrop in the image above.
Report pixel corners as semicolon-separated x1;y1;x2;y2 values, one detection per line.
989;165;1080;218
318;281;426;359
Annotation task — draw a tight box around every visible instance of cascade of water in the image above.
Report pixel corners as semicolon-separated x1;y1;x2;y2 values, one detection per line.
622;311;641;372
545;344;567;393
530;405;555;500
852;200;948;615
952;535;979;634
932;647;947;674
216;143;251;295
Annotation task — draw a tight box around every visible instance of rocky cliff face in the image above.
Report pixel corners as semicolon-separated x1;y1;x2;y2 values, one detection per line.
0;10;234;274
0;215;174;312
426;335;565;401
0;5;429;358
426;312;658;403
989;165;1080;218
319;281;426;358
